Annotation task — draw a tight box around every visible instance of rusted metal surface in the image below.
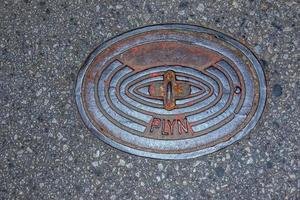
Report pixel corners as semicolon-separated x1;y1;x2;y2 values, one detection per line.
149;70;193;110
75;24;267;159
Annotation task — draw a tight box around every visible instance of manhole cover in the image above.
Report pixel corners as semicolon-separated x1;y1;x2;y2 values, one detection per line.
75;24;267;159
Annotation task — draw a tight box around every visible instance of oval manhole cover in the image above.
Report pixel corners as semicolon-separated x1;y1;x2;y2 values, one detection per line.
75;24;267;159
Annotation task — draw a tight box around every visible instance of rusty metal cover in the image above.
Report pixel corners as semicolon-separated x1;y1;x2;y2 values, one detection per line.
75;24;266;159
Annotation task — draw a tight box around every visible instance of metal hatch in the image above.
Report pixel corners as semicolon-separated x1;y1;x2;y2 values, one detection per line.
75;24;267;159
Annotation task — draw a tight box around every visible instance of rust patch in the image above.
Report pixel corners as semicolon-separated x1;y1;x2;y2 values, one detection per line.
76;24;267;159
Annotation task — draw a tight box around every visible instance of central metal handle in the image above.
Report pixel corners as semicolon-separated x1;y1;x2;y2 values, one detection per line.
164;70;176;110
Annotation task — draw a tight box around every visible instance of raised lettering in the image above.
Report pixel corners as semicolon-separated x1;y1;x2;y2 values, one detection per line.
150;118;161;132
149;117;190;136
161;119;176;135
167;119;176;135
177;118;188;134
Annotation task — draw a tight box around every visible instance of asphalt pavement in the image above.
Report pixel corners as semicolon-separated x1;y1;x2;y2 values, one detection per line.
0;0;299;199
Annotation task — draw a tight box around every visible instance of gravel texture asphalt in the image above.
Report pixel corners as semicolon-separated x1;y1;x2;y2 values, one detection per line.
0;0;299;199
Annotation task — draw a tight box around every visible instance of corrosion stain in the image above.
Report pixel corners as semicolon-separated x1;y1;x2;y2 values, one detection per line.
76;24;267;159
